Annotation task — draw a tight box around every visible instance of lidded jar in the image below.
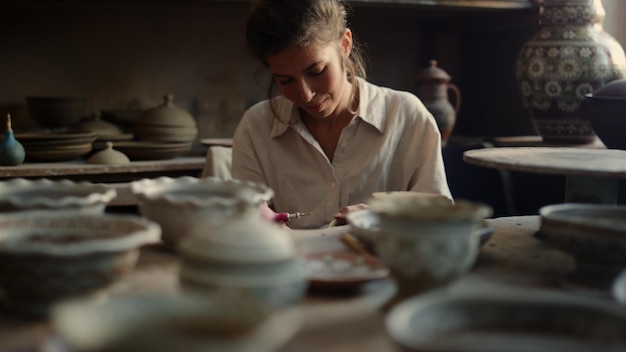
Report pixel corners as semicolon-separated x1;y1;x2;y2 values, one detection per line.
515;0;626;144
135;94;198;144
416;60;461;144
177;200;308;310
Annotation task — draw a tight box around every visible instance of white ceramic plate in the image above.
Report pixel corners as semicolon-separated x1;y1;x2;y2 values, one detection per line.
386;286;626;352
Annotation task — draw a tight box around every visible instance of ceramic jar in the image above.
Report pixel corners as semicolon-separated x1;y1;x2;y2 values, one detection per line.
177;204;308;310
135;94;198;144
416;60;461;144
515;0;626;144
369;196;492;310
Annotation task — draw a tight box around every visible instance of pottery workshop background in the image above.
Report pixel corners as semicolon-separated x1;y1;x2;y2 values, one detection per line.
0;1;623;146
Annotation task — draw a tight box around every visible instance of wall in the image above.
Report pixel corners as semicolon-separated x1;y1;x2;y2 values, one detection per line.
0;2;538;146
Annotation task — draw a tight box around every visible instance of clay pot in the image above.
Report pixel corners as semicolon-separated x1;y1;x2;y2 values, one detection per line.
135;94;198;144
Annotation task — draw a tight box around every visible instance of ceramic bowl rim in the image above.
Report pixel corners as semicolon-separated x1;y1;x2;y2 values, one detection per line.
0;178;117;209
0;211;161;256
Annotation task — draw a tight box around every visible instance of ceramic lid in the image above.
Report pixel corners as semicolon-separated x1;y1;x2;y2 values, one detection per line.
416;60;451;83
178;209;296;264
73;114;123;136
593;79;626;98
88;142;130;165
137;94;196;127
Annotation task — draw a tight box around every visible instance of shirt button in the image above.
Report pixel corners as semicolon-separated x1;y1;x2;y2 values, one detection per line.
330;182;337;189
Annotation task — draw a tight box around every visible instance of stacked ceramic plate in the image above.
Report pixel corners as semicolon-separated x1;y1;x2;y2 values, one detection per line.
15;131;96;162
112;141;192;160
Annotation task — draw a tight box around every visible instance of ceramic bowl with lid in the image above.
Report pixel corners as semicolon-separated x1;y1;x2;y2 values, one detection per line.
585;79;626;149
0;211;160;316
0;178;117;214
131;176;274;247
178;206;308;310
135;94;198;144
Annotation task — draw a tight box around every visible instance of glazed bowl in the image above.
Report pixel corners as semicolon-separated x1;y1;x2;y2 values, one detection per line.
0;211;160;316
387;285;626;352
585;79;626;149
537;203;626;289
346;208;493;251
26;96;87;129
131;176;274;247
52;292;301;352
368;196;492;309
0;178;117;214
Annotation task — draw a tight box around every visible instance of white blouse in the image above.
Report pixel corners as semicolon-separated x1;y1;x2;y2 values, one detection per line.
232;77;451;229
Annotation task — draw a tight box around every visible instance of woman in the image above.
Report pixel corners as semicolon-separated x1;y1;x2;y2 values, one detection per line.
232;0;452;228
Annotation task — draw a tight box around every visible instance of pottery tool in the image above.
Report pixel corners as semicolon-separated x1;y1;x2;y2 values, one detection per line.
341;232;373;257
273;211;313;223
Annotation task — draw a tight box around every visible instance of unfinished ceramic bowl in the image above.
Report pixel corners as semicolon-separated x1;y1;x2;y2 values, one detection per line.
387;286;626;352
0;178;117;214
26;96;87;129
368;196;492;309
0;211;160;316
538;203;626;289
52;292;301;352
131;176;274;247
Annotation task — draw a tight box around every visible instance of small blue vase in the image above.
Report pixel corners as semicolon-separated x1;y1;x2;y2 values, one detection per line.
0;114;25;166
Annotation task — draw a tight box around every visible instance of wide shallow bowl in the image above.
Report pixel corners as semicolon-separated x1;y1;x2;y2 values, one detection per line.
52;292;301;352
131;176;274;247
386;286;626;352
26;96;87;129
0;211;160;316
303;251;389;292
537;203;626;289
0;178;116;214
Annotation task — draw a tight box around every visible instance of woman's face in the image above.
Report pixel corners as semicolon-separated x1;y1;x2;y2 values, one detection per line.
267;30;353;120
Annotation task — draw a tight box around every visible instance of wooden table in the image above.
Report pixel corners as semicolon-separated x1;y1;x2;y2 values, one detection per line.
1;215;605;352
463;147;626;204
0;157;206;206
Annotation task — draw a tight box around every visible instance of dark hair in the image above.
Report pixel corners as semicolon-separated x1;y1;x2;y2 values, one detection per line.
246;0;367;116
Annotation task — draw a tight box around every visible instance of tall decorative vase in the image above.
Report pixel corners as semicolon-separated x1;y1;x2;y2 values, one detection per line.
515;0;626;144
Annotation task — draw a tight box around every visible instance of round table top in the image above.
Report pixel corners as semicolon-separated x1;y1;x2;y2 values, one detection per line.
463;147;626;178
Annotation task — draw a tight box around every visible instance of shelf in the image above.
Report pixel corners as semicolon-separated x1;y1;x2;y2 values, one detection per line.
0;0;536;11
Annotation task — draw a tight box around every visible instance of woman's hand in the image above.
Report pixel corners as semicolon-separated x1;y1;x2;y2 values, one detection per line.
332;203;369;226
259;202;288;228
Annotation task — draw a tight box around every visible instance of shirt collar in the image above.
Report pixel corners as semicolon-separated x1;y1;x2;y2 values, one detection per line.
269;76;386;138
